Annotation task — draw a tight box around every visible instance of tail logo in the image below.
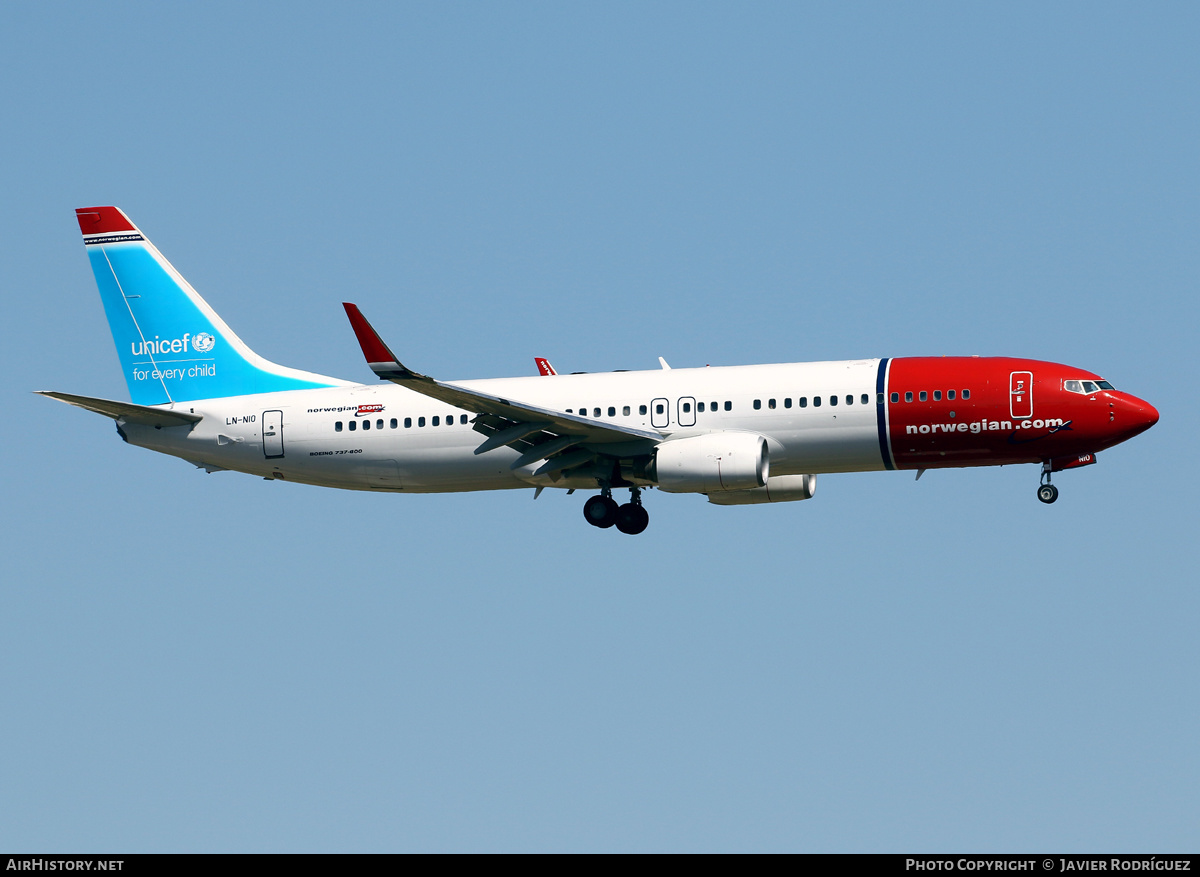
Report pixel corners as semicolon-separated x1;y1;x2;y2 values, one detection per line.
130;332;216;356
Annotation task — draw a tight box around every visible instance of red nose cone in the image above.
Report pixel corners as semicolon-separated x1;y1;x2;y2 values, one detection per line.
1120;394;1159;438
1142;401;1160;430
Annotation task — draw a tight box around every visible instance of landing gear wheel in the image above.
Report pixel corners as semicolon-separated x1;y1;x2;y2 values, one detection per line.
583;495;619;528
615;502;650;535
1037;484;1059;504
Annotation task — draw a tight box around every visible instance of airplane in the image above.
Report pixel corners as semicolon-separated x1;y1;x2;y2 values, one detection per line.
39;206;1160;535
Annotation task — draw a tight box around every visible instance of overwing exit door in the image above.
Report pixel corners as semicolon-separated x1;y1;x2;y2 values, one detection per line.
651;398;670;429
263;409;284;458
678;397;696;427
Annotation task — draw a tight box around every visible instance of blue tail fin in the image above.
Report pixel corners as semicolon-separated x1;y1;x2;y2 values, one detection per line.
76;206;349;405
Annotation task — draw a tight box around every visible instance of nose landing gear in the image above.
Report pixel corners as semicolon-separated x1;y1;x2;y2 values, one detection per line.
583;487;649;534
1037;462;1059;504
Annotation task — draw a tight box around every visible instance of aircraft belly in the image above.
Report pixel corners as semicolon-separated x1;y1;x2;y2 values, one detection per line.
770;421;883;474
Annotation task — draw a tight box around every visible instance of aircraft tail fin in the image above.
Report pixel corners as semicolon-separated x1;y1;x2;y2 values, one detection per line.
76;206;348;405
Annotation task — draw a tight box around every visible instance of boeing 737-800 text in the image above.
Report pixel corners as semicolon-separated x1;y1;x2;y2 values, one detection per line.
39;206;1159;534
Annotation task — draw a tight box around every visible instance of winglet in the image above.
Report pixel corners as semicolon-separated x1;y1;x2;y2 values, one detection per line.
342;303;419;380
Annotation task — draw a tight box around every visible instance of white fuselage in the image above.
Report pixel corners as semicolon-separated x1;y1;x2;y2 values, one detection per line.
122;359;886;492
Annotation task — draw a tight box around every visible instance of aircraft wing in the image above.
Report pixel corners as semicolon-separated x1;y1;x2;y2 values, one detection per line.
36;391;202;428
342;304;661;473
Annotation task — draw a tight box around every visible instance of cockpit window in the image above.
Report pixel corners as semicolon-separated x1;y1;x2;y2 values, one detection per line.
1065;379;1114;394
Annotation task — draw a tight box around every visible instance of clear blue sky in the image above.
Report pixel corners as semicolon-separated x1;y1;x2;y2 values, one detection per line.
2;2;1197;852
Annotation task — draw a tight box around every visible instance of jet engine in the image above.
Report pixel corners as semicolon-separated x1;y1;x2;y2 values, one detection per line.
652;432;768;493
706;473;817;505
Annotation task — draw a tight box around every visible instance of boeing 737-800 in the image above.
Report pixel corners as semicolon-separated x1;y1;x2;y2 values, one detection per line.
39;206;1160;534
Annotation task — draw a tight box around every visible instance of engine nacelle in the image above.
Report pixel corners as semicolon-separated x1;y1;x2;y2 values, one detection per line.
653;432;768;493
706;474;817;505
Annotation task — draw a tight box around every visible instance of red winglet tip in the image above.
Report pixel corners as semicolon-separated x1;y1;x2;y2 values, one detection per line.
342;303;396;366
75;206;136;236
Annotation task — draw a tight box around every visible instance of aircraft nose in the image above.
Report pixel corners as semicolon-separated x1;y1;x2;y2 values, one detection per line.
1115;393;1159;437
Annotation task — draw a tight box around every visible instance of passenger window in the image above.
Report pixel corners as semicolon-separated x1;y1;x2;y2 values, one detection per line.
768;398;776;409
377;419;384;430
404;417;412;428
947;390;955;400
362;420;370;430
919;391;927;402
724;401;732;411
753;399;761;410
813;396;822;408
335;421;343;432
655;403;664;415
348;420;357;431
682;402;691;413
905;392;913;402
891;393;899;403
697;402;705;412
432;416;439;426
608;406;616;417
566;409;572;414
799;397;808;408
461;415;468;424
623;406;630;416
784;398;792;409
846;395;853;405
830;395;838;406
390;418;397;429
711;401;718;411
640;404;648;415
862;394;870;405
418;417;425;427
594;408;601;418
962;389;970;400
933;391;941;401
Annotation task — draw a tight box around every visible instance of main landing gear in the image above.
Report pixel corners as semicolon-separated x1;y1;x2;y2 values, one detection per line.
1037;461;1059;504
583;487;649;534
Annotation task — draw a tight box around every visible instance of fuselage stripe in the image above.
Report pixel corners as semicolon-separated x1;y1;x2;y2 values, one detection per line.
876;357;894;470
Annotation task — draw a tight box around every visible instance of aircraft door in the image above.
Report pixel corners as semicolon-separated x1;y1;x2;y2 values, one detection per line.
262;409;284;458
651;398;670;429
678;396;696;427
1010;371;1033;420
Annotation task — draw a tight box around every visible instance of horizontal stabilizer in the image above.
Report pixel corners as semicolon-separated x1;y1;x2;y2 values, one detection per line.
36;391;201;428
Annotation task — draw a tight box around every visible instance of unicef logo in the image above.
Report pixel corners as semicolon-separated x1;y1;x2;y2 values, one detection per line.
191;332;216;353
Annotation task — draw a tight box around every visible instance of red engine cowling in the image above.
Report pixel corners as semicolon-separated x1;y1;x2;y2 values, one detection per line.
653;432;769;493
707;474;817;505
